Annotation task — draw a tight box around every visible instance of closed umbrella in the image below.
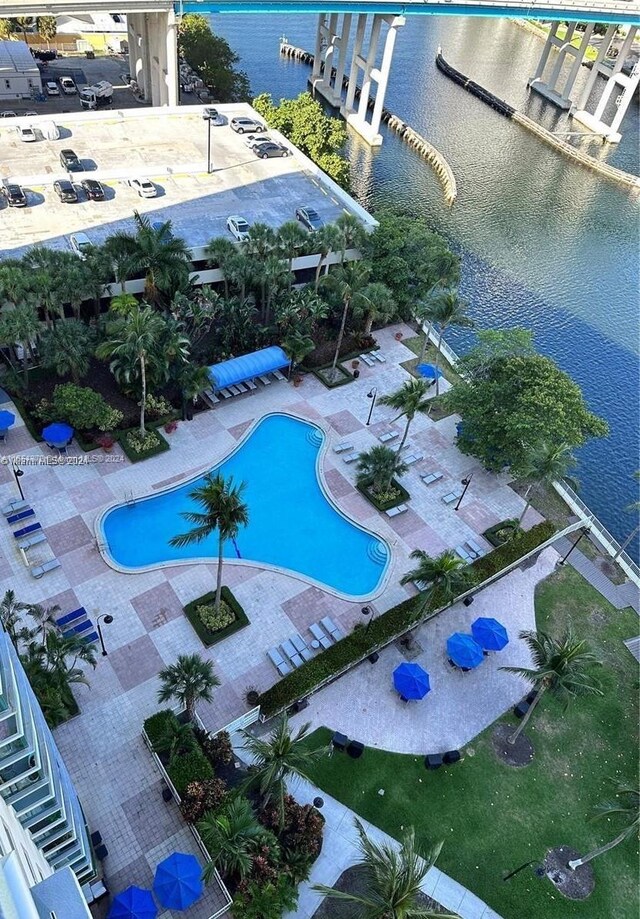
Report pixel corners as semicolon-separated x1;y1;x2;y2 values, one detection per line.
0;410;15;430
393;662;431;700
472;617;509;651
447;632;484;670
154;852;203;911
107;886;157;919
42;422;74;447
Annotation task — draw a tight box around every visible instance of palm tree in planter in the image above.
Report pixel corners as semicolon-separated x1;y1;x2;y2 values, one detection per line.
430;289;474;395
281;332;315;380
313;223;344;290
320;260;372;383
567;781;639;871
241;715;329;827
157;653;220;724
198;795;266;882
107;212;191;302
26;602;61;644
357;445;408;502
353;281;396;337
169;473;249;617
500;630;603;746
401;549;475;616
517;441;578;525
380;378;431;454
313;820;455;919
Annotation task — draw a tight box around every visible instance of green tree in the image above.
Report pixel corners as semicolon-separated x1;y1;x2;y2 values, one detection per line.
40;320;95;384
281;331;314;377
0;261;30;306
0;301;40;391
313;820;454;919
206;236;236;299
154;719;198;760
568;781;639;870
320;260;372;381
241;715;329;826
517;441;578;524
277;220;307;286
0;590;29;644
105;212;191;302
429;289;473;395
36;15;56;47
448;353;608;475
500;629;603;745
380;378;431;454
169;473;249;617
15;16;34;45
26;602;60;644
352;281;395;336
157;652;220;723
179;14;250;101
232;877;298;919
335;212;367;262
313;223;344;290
356;444;408;495
459;328;535;380
198;795;266;881
401;549;475;615
0;20;17;40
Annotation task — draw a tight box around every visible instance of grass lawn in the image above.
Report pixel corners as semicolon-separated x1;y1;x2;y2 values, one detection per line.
304;566;639;919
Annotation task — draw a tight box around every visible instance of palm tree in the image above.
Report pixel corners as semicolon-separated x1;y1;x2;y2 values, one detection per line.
313;820;454;919
335;212;367;262
613;471;640;560
567;781;639;870
277;220;307;286
257;255;291;325
15;16;34;45
206;237;236;299
169;473;249;616
380;378;431;454
0;301;41;391
225;251;255;302
40;320;95;384
198;795;265;882
353;281;396;336
96;306;166;435
357;445;408;495
157;653;220;723
154;720;198;760
26;603;60;644
41;630;97;675
313;223;344;290
241;715;329;826
281;331;315;378
106;212;191;302
246;222;277;260
517;442;578;524
110;293;139;315
401;549;475;615
426;247;460;297
320;260;372;382
430;289;474;395
414;294;443;365
500;630;603;745
0;590;28;644
0;261;30;307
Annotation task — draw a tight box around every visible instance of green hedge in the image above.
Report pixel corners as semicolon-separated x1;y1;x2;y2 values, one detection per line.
118;427;170;463
184;587;249;647
167;749;214;797
310;364;353;388
472;521;556;581
483;519;520;547
356;479;410;512
144;709;180;749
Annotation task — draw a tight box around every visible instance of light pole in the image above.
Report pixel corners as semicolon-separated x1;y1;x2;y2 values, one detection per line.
366;388;377;426
454;472;473;512
206;116;213;174
11;463;24;501
558;527;591;566
362;605;375;635
97;614;114;656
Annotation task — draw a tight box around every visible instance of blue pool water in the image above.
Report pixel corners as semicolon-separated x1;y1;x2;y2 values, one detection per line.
100;414;390;598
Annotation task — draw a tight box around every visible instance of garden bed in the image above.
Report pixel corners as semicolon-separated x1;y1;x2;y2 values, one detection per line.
183;587;249;647
118;427;170;463
311;363;354;388
356;479;410;512
483;518;520;547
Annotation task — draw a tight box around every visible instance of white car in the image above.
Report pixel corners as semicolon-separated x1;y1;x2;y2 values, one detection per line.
45;81;60;96
244;133;272;150
226;215;250;242
17;125;37;143
69;232;92;260
59;77;76;95
128;177;157;198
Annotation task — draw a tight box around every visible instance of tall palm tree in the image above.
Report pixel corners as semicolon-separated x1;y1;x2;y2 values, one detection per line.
0;590;29;645
320;260;371;382
169;473;249;616
430;290;473;395
313;820;455;919
225;251;255;302
96;306;166;435
313;223;344;290
0;261;30;307
335;212;367;263
426;247;460;297
357;445;409;495
401;549;475;615
241;715;329;826
259;255;291;325
0;301;41;391
517;442;578;524
26;603;60;644
198;795;265;882
157;652;220;723
380;378;431;454
568;781;639;870
501;630;603;745
206;237;236;299
614;471;640;560
40;320;95;384
41;630;97;675
281;331;315;378
414;292;444;365
246;222;277;261
106;212;191;302
24;248;67;327
353;281;396;336
277;220;307;286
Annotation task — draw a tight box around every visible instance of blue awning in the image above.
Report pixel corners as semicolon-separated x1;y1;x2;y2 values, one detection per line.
208;346;290;392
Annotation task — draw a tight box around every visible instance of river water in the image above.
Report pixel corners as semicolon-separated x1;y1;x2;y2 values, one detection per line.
211;13;640;559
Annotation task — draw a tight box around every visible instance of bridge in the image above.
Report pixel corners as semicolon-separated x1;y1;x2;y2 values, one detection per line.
3;0;639;142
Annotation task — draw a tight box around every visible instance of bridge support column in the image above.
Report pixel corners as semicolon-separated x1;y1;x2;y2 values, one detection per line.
571;26;639;143
528;21;593;110
127;12;149;101
312;13;352;108
129;10;178;107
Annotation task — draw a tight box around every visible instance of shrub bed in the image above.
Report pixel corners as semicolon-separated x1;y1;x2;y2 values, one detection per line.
310;364;353;388
473;521;556;580
483;519;520;547
356;479;410;512
118;426;170;463
167;749;215;796
184;587;249;647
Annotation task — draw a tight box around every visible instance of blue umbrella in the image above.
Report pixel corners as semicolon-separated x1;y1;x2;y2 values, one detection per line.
447;632;484;670
42;422;74;446
393;662;431;700
0;410;15;430
154;852;203;911
472;617;509;651
416;363;443;381
107;887;157;919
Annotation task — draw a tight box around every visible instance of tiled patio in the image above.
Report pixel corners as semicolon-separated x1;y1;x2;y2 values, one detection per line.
0;323;546;912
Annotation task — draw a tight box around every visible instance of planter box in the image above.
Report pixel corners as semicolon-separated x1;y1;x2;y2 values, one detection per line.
483;519;520;547
183;587;249;648
310;364;353;389
118;427;170;463
356;479;410;512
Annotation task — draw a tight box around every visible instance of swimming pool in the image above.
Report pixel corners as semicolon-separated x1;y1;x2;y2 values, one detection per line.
98;413;391;599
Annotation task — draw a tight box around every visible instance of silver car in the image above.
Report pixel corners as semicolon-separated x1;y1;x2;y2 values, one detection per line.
226;215;250;242
230;116;265;135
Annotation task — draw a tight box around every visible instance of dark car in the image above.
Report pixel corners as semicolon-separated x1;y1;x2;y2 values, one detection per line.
2;184;27;207
295;206;323;232
253;142;290;159
53;180;78;203
60;149;83;172
81;179;105;201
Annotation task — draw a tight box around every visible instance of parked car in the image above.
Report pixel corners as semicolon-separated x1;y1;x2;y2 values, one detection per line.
59;76;76;95
81;179;105;201
2;184;27;207
45;81;60;96
230;116;265;135
128;177;157;198
17;125;37;143
24;111;37;118
244;133;272;150
60;149;83;172
202;107;224;125
69;232;92;259
0;111;17;118
226;215;250;242
53;180;78;203
253;141;290;159
295;205;324;232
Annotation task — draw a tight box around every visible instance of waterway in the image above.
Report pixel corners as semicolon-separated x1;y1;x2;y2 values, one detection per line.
211;13;640;559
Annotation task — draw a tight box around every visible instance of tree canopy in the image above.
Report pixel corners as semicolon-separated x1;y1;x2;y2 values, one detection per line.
179;14;250;102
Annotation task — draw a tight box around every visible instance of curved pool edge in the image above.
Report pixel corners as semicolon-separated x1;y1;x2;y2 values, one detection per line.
94;411;394;603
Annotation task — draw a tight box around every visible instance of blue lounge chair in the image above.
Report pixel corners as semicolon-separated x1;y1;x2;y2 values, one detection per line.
56;607;87;629
14;522;41;540
466;538;485;558
63;619;94;637
31;558;61;579
7;508;34;525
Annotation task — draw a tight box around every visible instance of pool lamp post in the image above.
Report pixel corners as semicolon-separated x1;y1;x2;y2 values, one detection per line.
362;605;375;635
97;614;114;657
11;463;24;501
366;388;378;426
455;472;474;512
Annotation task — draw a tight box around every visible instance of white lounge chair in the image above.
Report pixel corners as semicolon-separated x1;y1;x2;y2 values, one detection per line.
342;452;359;464
372;351;386;363
267;647;292;677
245;379;257;390
273;370;286;382
310;622;332;649
2;499;30;517
19;532;47;551
291;633;313;661
421;471;443;486
360;353;375;367
404;452;424;466
333;441;353;454
234;383;248;394
219;388;233;399
455;545;475;563
31;558;61;579
466;538;485;558
320;616;345;641
442;490;463;505
378;431;398;444
281;639;303;668
386;504;408;517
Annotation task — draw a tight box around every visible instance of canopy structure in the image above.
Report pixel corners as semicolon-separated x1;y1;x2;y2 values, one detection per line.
208;346;290;392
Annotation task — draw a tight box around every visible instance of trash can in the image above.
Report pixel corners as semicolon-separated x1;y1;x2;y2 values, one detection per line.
86;50;95;59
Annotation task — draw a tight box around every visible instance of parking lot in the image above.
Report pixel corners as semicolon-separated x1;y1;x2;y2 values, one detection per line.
0;104;357;259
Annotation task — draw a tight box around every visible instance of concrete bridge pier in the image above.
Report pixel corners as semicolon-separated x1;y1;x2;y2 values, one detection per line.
127;9;178;107
312;13;352;107
528;21;594;109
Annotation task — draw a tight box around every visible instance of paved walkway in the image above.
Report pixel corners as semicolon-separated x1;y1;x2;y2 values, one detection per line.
555;538;639;612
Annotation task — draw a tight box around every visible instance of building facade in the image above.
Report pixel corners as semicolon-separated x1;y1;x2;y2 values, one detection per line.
0;41;42;101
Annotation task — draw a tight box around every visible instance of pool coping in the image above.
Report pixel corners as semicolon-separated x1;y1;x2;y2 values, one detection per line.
94;410;394;603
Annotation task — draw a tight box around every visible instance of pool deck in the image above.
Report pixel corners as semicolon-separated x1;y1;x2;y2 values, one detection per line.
0;323;546;914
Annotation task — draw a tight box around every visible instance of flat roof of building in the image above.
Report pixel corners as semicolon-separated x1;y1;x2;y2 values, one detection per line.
0;104;373;261
0;39;39;75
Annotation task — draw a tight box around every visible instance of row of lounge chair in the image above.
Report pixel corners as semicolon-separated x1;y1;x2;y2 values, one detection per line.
359;351;386;367
203;370;287;405
268;617;345;676
3;499;61;578
56;606;99;645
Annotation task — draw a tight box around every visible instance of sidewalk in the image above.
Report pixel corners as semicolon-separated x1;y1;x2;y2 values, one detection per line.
555;539;639;612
